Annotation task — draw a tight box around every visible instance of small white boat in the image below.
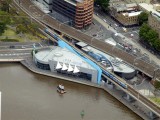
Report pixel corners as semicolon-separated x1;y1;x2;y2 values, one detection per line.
57;85;66;94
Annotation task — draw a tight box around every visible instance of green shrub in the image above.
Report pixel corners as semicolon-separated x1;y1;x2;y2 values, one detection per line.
0;38;19;42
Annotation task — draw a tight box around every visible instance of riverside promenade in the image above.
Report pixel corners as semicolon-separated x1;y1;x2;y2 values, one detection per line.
20;57;151;120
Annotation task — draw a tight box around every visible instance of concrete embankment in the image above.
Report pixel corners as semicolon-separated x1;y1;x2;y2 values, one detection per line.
20;59;151;120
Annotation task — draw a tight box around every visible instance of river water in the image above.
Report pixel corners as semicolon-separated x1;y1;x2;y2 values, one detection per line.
0;63;142;120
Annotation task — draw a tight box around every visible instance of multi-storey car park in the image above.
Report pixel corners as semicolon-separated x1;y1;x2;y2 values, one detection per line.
36;0;94;29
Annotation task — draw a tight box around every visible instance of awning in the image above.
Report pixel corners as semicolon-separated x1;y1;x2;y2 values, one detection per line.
62;63;68;71
73;66;80;73
67;64;73;72
56;62;62;69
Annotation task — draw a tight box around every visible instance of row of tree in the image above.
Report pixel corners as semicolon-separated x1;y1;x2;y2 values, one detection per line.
0;0;39;36
0;0;11;13
139;23;160;51
154;80;160;92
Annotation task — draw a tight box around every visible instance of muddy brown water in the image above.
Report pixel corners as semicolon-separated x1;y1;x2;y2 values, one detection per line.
0;63;142;120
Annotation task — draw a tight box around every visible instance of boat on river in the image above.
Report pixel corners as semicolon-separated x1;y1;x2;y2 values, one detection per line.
57;84;66;94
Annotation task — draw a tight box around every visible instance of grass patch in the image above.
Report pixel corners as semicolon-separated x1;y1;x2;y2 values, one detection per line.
2;29;16;36
1;27;46;42
150;97;160;106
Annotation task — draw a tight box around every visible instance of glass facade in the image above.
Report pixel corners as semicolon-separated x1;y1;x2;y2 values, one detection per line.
36;61;50;70
52;0;76;23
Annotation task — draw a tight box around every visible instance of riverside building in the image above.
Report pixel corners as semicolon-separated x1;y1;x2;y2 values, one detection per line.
34;46;99;83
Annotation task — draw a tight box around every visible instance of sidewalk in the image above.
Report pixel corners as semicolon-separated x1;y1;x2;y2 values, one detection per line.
93;15;160;66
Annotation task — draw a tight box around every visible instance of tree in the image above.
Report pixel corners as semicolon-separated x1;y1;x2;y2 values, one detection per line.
20;17;31;27
0;22;7;36
0;11;11;24
139;23;150;39
96;0;110;12
154;80;160;91
138;12;148;25
16;24;27;34
146;29;159;43
0;0;12;13
153;39;160;51
139;23;160;52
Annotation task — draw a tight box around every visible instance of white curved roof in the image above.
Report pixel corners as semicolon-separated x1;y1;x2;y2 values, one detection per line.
35;47;95;70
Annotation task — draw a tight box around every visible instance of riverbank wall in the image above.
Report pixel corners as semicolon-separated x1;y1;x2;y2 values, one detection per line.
19;58;154;120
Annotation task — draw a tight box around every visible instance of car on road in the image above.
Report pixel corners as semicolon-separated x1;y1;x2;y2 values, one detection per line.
114;24;118;27
22;46;26;49
9;45;15;49
103;19;107;23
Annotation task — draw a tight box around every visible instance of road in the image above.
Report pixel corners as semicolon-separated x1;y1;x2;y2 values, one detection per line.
93;14;160;66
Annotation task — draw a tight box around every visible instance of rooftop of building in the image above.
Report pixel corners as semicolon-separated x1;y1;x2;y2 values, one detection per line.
126;3;137;8
64;0;84;6
139;3;160;20
112;3;138;12
122;11;142;17
82;46;135;73
33;1;50;13
35;47;95;70
76;41;88;47
64;0;76;6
